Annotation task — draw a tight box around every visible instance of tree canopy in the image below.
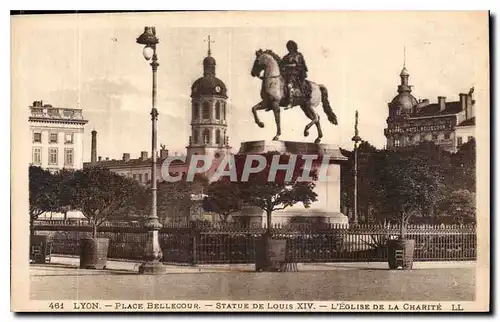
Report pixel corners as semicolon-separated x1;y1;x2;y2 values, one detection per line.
340;140;475;225
29;166;69;235
202;179;242;222
156;174;208;223
65;167;147;237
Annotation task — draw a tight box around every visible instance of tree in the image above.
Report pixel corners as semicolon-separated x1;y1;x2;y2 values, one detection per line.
438;189;476;224
202;179;242;223
29;166;65;236
234;152;318;235
156;174;208;223
452;138;476;192
66;167;146;237
378;149;445;237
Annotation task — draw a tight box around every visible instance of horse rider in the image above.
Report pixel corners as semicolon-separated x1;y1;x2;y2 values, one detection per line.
281;40;309;110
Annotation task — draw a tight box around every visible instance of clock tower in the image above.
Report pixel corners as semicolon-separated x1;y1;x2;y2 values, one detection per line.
187;36;231;162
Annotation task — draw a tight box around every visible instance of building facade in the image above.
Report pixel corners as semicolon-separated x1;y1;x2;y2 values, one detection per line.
384;65;475;153
85;147;187;186
29;100;88;171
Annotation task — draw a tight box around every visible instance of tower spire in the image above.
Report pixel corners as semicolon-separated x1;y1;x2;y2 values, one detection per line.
399;46;410;87
403;46;406;68
205;35;214;57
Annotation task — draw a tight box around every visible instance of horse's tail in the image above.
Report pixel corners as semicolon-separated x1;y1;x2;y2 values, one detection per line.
319;84;338;125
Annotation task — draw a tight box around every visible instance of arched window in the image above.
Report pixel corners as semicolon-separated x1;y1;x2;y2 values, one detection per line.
223;102;226;120
203;129;210;144
215;102;221;120
215;129;221;144
193;103;200;119
193;129;199;144
202;102;210;119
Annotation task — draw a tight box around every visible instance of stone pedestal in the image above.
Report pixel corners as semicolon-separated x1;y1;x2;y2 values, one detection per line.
237;140;349;226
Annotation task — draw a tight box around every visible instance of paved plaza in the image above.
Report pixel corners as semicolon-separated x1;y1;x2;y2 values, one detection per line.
29;256;476;301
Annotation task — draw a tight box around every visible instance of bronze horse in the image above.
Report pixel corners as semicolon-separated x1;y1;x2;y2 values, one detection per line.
250;49;338;144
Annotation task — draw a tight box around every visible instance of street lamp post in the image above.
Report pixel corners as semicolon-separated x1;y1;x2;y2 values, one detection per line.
137;26;166;274
351;110;362;225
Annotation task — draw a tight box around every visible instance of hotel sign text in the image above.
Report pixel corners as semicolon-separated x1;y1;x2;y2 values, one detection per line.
387;124;452;135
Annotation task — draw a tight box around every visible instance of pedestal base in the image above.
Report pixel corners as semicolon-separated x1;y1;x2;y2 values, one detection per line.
236;140;349;227
138;261;166;274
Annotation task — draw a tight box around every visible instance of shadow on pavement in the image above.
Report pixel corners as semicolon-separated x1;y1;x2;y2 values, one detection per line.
30;263;138;276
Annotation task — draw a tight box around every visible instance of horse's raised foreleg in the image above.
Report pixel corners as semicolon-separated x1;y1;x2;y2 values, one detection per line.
252;101;265;128
272;102;281;141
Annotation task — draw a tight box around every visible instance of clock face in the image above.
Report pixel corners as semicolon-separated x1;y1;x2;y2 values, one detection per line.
215;86;221;93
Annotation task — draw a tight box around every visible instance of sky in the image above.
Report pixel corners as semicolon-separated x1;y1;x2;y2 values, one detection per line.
12;11;489;162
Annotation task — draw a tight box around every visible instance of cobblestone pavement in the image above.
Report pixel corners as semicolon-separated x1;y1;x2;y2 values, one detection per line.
30;256;475;301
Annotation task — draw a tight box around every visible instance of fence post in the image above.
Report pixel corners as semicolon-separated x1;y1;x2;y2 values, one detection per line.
190;223;198;266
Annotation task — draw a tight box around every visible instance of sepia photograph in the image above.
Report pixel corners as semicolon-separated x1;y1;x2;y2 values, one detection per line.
10;11;490;312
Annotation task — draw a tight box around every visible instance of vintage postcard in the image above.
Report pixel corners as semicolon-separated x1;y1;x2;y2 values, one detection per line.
11;11;490;312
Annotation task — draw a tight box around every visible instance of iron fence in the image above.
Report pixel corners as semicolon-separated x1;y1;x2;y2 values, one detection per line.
33;221;477;263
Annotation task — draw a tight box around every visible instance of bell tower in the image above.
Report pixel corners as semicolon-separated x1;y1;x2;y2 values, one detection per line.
187;36;231;161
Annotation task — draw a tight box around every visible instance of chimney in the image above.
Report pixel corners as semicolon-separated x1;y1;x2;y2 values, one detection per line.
438;96;446;112
459;93;468;119
105;157;109;161
467;93;474;119
91;130;97;164
98;156;102;162
160;148;169;159
140;151;148;160
122;153;130;162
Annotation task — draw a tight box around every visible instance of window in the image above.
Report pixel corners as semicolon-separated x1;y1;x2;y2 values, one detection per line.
202;102;210;119
432;134;438;141
48;109;59;117
457;137;463;146
394;139;401;147
193;129;199;144
138;174;143;183
215;102;221;120
32;148;41;165
215;129;221;144
193;103;200;119
64;148;74;166
203;129;210;144
33;132;42;143
48;148;58;165
223;103;226;120
65;133;74;144
145;173;149;183
133;174;137;180
63;110;74;118
49;133;58;143
467;136;474;142
444;132;450;140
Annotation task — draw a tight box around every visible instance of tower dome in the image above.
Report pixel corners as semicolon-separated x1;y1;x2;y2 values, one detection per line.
391;92;418;111
191;37;227;98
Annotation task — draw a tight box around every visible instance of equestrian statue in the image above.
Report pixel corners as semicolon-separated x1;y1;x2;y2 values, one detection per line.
250;40;338;144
